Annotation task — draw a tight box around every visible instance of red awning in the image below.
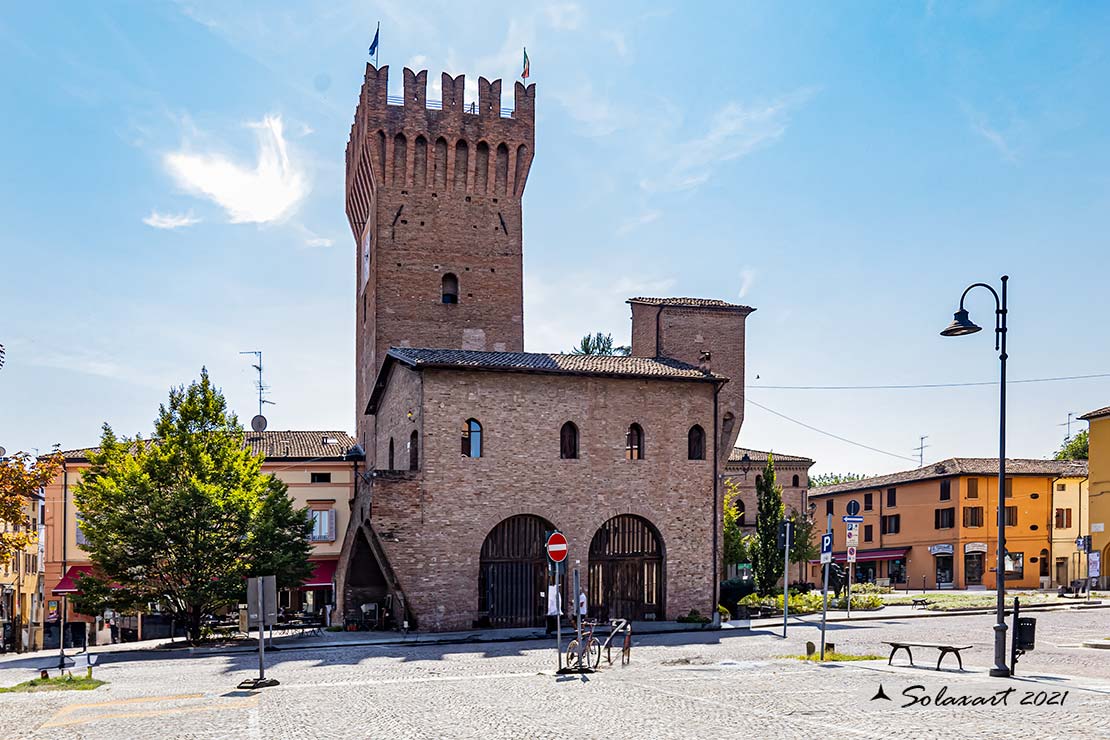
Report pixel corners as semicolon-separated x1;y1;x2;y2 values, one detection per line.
52;565;94;595
810;548;909;565
302;559;337;589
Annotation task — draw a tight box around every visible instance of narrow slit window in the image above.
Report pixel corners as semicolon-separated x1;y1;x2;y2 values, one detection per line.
687;425;705;460
626;423;644;460
560;421;579;459
442;273;459;304
462;418;482;458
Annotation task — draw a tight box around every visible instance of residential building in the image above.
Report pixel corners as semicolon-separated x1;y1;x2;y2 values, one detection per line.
338;64;754;631
1081;405;1110;588
41;431;360;646
0;490;45;652
808;458;1087;590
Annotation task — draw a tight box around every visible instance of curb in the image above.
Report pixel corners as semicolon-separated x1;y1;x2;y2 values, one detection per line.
745;600;1110;628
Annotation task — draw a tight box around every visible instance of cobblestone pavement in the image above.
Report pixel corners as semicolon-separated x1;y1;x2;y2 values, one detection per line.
0;610;1107;739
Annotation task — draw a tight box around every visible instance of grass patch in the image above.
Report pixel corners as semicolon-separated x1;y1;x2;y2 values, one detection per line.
0;676;106;693
882;592;1077;611
791;652;884;662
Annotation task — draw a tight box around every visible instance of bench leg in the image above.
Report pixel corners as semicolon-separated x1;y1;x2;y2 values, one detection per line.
936;649;963;671
888;645;913;666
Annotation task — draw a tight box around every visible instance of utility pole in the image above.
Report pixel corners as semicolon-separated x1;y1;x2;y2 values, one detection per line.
1058;412;1077;442
913;435;929;467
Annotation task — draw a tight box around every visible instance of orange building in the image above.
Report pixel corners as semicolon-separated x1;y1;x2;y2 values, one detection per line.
808;458;1087;590
40;431;360;647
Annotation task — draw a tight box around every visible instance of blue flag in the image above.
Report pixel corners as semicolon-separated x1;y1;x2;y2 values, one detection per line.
369;25;379;58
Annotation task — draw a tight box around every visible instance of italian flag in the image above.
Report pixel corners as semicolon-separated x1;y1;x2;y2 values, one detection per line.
522;48;530;80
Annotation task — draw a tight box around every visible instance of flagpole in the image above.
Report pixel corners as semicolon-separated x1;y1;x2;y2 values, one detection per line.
375;21;380;68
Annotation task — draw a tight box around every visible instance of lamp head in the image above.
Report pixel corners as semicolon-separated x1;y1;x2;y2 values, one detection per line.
940;308;982;337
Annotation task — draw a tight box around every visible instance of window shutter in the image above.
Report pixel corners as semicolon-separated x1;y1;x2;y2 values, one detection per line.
328;509;336;541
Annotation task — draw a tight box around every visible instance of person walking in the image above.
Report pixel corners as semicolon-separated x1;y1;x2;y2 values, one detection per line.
577;588;588;629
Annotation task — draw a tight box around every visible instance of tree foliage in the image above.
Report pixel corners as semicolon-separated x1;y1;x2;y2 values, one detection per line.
789;507;819;569
570;332;631;356
809;472;869;488
750;455;785;596
1054;430;1088;461
0;451;62;566
71;369;312;641
722;477;749;570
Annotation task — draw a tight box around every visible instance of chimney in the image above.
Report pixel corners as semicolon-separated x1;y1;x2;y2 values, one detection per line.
698;351;712;373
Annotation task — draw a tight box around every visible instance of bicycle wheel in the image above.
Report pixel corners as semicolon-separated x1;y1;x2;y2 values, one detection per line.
565;639;582;670
585;637;601;669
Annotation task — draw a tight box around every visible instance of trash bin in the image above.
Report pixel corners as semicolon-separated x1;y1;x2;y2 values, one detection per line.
1016;617;1036;651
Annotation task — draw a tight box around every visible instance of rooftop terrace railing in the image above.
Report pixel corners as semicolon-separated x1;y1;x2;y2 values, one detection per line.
386;95;515;118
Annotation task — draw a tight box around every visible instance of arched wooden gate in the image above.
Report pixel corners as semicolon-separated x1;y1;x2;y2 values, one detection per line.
478;514;554;628
588;515;664;621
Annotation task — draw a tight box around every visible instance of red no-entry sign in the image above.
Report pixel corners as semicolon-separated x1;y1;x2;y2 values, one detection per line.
546;532;568;563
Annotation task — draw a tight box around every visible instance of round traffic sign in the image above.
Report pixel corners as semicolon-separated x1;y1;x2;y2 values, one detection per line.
546;532;568;563
846;499;861;516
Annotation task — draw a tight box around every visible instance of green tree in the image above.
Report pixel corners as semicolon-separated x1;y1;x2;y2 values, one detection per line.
1054;430;1088;461
570;332;630;356
72;369;312;642
0;451;62;566
750;455;785;596
809;472;869;488
788;508;819;583
722;477;747;571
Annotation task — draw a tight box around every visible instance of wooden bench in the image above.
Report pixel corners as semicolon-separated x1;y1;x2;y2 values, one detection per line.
884;641;971;671
910;598;931;609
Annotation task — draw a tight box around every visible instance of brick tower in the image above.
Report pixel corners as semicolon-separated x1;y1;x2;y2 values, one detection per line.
345;65;536;458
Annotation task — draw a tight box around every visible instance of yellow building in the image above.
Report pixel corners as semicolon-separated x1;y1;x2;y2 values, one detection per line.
0;490;45;653
809;458;1087;590
41;431;361;647
1081;405;1110;589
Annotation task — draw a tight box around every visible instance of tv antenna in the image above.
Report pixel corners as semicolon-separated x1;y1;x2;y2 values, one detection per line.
1058;412;1077;441
240;350;275;431
913;435;929;467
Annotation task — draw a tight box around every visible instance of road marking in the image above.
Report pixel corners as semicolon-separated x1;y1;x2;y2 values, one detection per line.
276;670;538;690
50;692;206;716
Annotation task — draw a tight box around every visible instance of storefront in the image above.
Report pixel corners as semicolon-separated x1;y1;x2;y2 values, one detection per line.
280;559;337;623
964;542;988;586
812;548;909;585
928;544;955;588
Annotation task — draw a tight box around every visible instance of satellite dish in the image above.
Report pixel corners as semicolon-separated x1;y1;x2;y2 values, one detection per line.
251;415;268;433
0;446;6;458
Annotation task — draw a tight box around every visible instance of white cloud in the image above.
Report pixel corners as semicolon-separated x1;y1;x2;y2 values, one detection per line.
142;210;200;229
545;4;585;30
304;236;333;248
967;110;1017;163
550;80;627;137
164;114;308;224
642;89;815;192
617;209;661;236
738;268;756;299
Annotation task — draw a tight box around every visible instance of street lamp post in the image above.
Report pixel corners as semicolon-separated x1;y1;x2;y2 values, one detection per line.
940;275;1010;678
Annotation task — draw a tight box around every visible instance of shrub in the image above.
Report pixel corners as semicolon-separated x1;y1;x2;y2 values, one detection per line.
719;577;756;611
789;581;816;595
717;604;731;621
835;593;883;610
853;582;894;595
677;609;712;624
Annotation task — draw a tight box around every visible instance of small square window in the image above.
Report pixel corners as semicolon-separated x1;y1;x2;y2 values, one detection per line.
311;472;332;484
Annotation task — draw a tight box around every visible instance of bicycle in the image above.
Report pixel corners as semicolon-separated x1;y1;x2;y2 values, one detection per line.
565;619;601;670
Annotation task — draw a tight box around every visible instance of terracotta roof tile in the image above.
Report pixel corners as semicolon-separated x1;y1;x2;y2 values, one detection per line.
810;457;1088;497
1079;405;1110;421
60;431;361;462
387;347;723;381
627;296;755;312
727;447;814;466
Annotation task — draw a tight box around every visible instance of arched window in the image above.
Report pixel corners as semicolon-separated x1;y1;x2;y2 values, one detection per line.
387;438;395;470
755;474;763;489
625;423;644;460
737;498;746;527
409;430;419;471
462;418;482;458
687;425;705;460
1039;548;1049;578
442;273;459;304
792;474;800;487
560;421;579;459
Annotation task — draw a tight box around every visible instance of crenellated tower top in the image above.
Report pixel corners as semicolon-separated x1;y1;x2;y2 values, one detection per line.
345;65;535;239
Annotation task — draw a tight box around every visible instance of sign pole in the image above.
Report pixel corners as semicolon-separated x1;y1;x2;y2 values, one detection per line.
257;577;266;682
555;562;562;671
573;561;582;666
820;514;831;660
846;558;853;619
546;531;569;673
782;520;791;639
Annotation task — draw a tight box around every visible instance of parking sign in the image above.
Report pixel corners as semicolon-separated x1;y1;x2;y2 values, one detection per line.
820;533;833;565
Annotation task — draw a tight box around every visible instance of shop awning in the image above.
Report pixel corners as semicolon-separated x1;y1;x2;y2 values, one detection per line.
810;548;909;564
52;565;94;595
303;559;337;589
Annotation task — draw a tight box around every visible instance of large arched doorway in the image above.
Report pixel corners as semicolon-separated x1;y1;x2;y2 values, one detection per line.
588;515;664;621
479;514;555;628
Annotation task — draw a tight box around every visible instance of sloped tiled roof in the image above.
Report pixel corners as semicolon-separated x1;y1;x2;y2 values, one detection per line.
627;297;755;312
1080;405;1110;421
810;457;1088;497
386;348;724;380
60;431;360;462
727;447;814;466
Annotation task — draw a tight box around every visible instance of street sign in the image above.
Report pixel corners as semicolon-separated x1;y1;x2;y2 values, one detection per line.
246;575;278;627
1090;551;1101;579
777;519;794;551
846;523;859;547
546;532;569;563
846;499;861;517
1076;536;1085;550
847;546;857;563
820;533;833;565
842;515;864;524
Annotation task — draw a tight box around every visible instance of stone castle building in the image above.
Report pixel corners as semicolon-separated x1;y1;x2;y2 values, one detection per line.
336;64;754;631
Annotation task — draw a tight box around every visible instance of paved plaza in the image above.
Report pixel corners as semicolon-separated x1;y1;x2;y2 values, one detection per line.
0;609;1107;739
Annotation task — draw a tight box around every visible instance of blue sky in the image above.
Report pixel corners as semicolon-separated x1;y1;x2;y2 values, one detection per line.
2;1;1108;475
